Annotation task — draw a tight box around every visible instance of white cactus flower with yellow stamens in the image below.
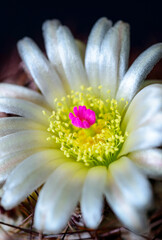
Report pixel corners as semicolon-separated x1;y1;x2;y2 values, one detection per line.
0;17;162;234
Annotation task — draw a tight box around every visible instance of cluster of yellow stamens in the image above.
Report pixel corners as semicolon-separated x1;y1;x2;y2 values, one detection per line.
44;86;128;167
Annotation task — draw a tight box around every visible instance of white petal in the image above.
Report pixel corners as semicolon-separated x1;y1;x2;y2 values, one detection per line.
42;19;67;81
117;22;130;82
81;166;107;229
1;150;66;209
109;157;152;209
45;169;87;233
3;149;65;191
0;83;50;109
56;26;88;90
105;168;149;233
99;21;130;98
0;149;39;183
119;117;162;156
99;24;119;97
42;20;61;67
0;117;46;137
122;84;162;132
129;149;162;179
34;162;87;233
85;17;112;90
0;97;50;125
17;37;65;108
43;20;86;92
116;43;162;103
0;130;56;158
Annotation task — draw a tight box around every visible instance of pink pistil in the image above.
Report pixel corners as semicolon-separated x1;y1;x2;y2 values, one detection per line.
69;105;96;129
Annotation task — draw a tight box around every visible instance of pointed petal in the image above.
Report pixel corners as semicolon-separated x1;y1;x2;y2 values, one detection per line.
119;115;162;156
3;150;65;191
129;149;162;179
105;170;149;233
56;26;88;90
99;24;119;97
0;149;40;183
42;20;61;67
117;22;130;82
1;150;66;210
0;130;56;158
0;117;46;137
122;84;162;132
0;83;50;109
42;19;67;81
81;166;107;229
17;37;65;108
34;162;87;233
116;43;162;103
99;21;129;97
85;17;112;90
0;97;50;125
109;157;152;209
45;168;87;233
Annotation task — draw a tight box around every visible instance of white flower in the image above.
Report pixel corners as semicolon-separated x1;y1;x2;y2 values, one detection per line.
0;17;162;234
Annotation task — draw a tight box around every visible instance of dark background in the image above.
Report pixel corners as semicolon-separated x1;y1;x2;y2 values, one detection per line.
0;0;162;59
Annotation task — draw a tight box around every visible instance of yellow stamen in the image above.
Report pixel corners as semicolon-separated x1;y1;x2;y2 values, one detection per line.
44;86;128;167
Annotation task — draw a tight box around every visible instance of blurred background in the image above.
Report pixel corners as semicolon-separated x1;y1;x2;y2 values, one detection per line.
1;0;162;51
0;0;162;78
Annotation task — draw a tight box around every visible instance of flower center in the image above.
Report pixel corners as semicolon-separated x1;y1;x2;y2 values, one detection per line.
69;106;96;129
44;86;128;167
